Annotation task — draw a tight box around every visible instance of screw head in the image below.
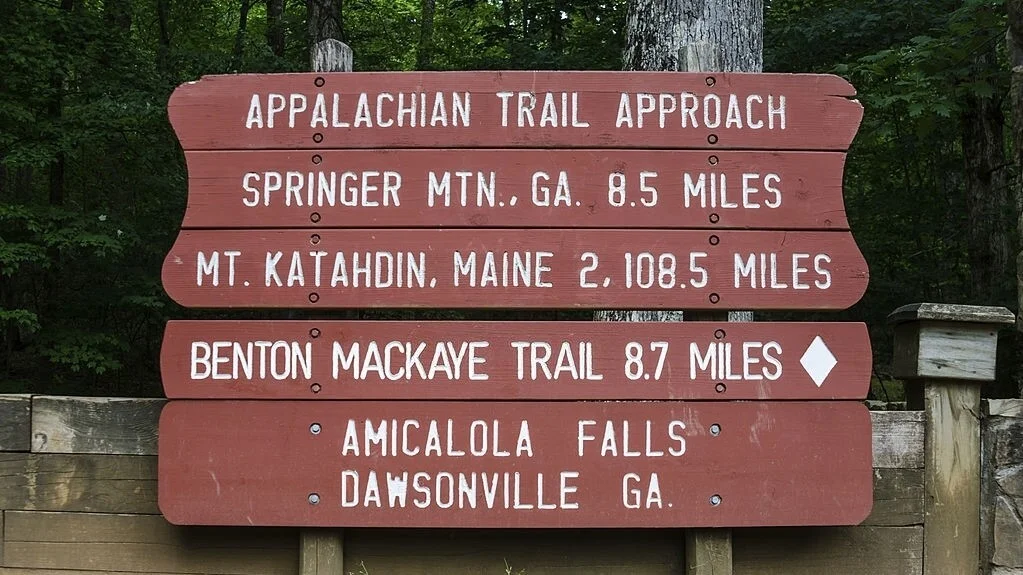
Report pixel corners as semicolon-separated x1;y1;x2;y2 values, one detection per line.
710;424;721;436
710;494;722;506
310;423;322;435
715;382;726;393
308;493;321;505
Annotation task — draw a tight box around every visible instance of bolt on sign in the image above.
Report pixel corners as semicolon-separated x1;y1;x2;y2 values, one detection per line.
157;71;874;528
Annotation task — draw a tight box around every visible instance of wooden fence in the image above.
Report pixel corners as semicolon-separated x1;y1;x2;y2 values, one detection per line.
1;303;1020;575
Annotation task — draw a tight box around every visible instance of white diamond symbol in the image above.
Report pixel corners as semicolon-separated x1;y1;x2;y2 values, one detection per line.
801;336;837;387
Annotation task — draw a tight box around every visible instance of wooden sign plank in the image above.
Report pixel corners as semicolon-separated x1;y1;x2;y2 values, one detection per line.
180;149;849;230
160;320;871;400
157;400;874;528
161;229;868;310
167;72;863;151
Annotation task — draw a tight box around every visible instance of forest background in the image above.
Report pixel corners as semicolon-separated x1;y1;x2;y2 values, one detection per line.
2;0;1022;399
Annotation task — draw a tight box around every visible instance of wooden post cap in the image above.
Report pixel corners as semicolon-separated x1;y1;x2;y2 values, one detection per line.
888;303;1016;382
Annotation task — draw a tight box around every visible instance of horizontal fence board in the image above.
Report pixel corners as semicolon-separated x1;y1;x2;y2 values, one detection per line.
158;400;874;528
732;525;923;575
161;320;871;400
872;411;924;469
345;528;682;574
0;564;192;568
168;72;863;151
162;229;868;310
31;397;163;455
863;468;924;526
2;511;296;575
0;454;157;514
181;149;850;230
0;397;31;453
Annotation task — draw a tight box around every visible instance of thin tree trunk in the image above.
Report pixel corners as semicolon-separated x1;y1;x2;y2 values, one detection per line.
233;0;255;69
266;0;286;58
550;0;564;55
1008;0;1023;397
156;0;171;71
416;0;436;70
48;0;75;207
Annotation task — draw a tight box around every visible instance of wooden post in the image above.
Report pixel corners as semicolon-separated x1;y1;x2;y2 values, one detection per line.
298;37;352;575
889;303;1015;575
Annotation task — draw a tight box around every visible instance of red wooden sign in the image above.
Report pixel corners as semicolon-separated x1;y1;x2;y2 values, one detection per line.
160;320;870;400
157;400;873;528
167;72;863;151
161;229;868;310
179;150;849;230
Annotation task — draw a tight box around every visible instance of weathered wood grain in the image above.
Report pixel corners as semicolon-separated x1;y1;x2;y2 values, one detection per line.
732;526;923;575
31;396;163;455
162;229;869;310
0;454;157;514
161;320;872;400
863;468;924;526
297;37;351;575
893;322;1002;381
180;149;851;230
923;382;982;575
888;303;1016;326
167;72;863;151
871;411;924;469
0;564;187;568
2;511;297;574
158;400;873;528
0;396;31;452
300;529;344;575
343;528;683;574
686;529;732;575
988;399;1023;418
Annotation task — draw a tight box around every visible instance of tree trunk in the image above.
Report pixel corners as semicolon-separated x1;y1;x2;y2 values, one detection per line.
962;89;1010;306
156;0;171;71
266;0;286;58
1008;0;1023;397
48;0;76;208
622;0;762;73
599;0;762;324
416;0;436;70
308;0;343;43
232;0;255;69
550;0;564;56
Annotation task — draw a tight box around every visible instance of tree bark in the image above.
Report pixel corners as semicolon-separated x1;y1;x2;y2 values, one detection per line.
1009;0;1023;397
600;0;761;324
233;0;255;69
962;89;1010;305
266;0;286;58
416;0;436;70
308;0;343;43
622;0;762;73
156;0;171;71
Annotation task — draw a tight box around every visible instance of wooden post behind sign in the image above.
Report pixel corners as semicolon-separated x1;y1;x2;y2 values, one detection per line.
890;303;1015;575
679;40;735;575
299;37;351;575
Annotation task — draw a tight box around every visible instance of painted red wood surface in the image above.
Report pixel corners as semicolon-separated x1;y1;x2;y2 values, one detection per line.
161;229;868;310
160;320;870;400
180;150;849;230
157;400;873;528
167;72;863;151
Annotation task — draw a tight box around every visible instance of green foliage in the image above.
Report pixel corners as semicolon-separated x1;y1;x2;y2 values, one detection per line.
0;0;1019;397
